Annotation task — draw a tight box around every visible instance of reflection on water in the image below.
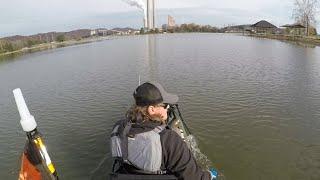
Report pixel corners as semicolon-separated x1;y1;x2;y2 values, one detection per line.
141;35;158;82
1;34;320;180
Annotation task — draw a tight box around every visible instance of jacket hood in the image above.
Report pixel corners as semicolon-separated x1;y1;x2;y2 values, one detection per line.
129;120;163;135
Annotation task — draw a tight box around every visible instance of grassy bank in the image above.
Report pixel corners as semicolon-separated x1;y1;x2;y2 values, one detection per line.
0;36;114;59
246;34;320;46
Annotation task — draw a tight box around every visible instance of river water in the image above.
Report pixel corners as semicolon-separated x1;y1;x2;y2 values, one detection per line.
1;33;320;180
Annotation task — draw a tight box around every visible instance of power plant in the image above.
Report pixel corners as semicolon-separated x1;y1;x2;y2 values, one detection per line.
144;0;155;30
121;0;156;30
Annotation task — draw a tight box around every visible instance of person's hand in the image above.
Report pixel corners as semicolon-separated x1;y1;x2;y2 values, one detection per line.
209;168;218;180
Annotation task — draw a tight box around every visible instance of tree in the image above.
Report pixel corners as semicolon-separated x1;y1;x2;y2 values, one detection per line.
309;25;318;35
292;0;319;36
56;35;65;42
149;29;155;34
26;39;37;47
140;28;145;34
3;42;14;52
0;41;3;52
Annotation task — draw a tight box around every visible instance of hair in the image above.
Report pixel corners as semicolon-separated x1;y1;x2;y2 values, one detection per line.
126;104;164;124
126;105;150;123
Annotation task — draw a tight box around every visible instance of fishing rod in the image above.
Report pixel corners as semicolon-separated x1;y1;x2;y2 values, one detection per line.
167;104;192;138
167;104;218;179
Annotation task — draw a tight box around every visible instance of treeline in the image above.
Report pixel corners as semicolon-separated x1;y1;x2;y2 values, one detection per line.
167;23;220;33
0;35;66;54
0;29;91;54
0;39;41;54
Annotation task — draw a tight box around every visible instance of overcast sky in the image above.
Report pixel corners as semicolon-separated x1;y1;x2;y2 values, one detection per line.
1;0;319;37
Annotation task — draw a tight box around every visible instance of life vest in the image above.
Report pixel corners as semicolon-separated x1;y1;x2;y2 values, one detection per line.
110;119;167;174
109;104;190;180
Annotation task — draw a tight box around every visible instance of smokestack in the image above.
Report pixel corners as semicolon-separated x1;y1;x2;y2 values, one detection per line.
146;0;155;30
152;0;155;29
143;18;147;28
147;0;149;29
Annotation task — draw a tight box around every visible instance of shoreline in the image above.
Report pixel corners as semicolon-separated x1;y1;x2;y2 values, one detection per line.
245;34;320;47
0;36;118;59
1;33;320;60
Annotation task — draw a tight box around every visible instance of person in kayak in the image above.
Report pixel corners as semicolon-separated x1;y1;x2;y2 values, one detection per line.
110;82;216;180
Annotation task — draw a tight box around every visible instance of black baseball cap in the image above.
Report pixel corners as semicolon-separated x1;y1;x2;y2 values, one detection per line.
133;82;179;106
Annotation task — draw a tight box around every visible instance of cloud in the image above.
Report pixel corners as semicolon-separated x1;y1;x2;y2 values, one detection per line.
157;5;292;27
0;0;319;37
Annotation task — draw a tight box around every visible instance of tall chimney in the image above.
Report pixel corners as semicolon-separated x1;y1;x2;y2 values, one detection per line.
143;18;146;29
152;0;155;29
145;0;155;30
147;0;149;29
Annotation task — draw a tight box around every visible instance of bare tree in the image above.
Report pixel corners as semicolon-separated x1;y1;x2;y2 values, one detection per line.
292;0;319;36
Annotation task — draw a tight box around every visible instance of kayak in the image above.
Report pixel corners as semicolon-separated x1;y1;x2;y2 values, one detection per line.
13;88;58;180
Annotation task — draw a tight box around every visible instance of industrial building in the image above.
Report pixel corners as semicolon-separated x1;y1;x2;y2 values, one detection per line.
168;15;176;29
145;0;155;30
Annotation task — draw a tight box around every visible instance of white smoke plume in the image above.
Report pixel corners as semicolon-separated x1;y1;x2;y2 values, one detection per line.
122;0;147;23
122;0;144;10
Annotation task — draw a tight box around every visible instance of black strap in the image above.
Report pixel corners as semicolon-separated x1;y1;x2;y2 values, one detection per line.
121;163;168;175
121;119;132;160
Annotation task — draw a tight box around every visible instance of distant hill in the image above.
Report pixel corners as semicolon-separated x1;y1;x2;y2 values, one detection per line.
0;27;140;43
0;27;137;54
0;29;92;42
111;27;138;32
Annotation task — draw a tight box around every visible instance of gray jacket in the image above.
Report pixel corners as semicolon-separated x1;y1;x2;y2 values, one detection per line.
126;120;211;180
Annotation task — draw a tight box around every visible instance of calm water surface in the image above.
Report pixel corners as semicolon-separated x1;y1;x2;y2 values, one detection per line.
1;33;320;180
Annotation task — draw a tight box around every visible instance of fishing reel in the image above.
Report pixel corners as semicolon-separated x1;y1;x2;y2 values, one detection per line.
166;104;191;139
